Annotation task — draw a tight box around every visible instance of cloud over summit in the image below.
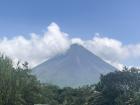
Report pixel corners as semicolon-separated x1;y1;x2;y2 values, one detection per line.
0;22;140;69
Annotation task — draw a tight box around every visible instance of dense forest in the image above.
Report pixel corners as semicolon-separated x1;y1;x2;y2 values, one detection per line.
0;55;140;105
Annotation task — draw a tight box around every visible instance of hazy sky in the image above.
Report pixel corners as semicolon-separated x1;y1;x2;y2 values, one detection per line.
0;0;140;68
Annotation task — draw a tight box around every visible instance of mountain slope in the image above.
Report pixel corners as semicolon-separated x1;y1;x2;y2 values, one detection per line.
33;44;117;87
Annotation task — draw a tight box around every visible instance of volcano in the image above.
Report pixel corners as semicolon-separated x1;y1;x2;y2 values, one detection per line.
33;44;116;87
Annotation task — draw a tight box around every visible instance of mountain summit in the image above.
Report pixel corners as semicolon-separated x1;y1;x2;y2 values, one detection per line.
33;44;116;87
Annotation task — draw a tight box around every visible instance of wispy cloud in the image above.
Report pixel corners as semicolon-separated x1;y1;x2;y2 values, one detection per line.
0;22;140;69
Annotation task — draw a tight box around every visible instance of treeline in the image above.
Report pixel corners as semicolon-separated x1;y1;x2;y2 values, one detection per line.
0;55;140;105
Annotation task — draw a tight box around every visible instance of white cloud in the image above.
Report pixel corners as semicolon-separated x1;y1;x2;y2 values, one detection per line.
0;22;140;70
0;22;70;67
71;38;84;45
70;36;127;69
86;36;128;61
70;35;140;70
127;44;140;58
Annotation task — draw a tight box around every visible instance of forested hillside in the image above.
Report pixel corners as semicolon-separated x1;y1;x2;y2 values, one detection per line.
0;55;140;105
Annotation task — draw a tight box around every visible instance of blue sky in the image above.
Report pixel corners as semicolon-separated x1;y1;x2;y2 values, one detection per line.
0;0;140;44
0;0;140;68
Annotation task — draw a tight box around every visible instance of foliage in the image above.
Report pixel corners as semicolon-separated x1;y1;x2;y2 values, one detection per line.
0;55;44;105
93;67;140;105
1;55;140;105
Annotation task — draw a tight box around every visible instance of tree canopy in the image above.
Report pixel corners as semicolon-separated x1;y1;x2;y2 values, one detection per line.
0;55;140;105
